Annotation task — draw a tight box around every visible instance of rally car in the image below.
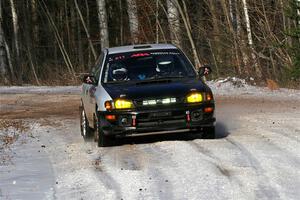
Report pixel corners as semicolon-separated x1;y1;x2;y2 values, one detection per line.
80;44;215;147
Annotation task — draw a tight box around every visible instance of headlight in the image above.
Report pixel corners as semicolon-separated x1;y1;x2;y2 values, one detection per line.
187;93;203;103
114;99;134;109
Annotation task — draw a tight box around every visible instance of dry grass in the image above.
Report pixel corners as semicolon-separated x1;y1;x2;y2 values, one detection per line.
266;79;279;90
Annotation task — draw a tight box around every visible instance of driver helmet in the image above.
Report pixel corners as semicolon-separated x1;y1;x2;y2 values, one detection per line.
110;63;128;81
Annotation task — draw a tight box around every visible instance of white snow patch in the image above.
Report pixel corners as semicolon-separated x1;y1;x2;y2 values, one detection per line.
0;86;81;94
207;77;300;99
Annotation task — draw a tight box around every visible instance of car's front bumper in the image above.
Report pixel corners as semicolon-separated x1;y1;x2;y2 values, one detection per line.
98;103;215;136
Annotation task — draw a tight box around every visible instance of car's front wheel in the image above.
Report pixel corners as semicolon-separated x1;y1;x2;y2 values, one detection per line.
94;114;115;147
202;126;215;139
79;105;93;140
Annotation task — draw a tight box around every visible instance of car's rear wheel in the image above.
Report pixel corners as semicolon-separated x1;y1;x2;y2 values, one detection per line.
94;114;115;147
202;126;215;139
79;105;93;140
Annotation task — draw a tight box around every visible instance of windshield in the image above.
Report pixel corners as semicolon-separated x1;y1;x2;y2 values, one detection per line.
102;49;196;83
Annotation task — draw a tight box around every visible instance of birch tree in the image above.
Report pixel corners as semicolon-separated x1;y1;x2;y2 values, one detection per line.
0;3;8;83
9;0;21;81
167;0;181;47
96;0;109;48
127;0;139;44
241;0;262;78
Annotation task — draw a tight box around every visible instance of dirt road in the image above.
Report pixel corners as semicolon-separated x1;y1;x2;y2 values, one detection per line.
0;89;300;200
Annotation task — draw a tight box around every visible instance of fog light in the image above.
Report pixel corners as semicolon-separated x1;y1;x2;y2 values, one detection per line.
105;115;116;121
115;99;133;109
204;107;214;113
191;111;202;121
187;93;203;103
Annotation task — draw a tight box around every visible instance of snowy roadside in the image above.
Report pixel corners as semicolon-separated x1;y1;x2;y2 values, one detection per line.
0;120;55;199
0;78;299;99
207;77;300;100
0;86;81;94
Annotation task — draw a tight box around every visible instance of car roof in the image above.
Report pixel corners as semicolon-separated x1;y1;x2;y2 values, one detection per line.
106;43;178;55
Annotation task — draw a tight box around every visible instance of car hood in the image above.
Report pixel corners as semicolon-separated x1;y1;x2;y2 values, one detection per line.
102;78;211;100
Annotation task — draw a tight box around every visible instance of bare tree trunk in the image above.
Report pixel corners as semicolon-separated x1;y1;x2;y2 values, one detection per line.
156;0;159;43
127;0;139;44
39;0;76;78
84;0;92;68
175;0;202;68
9;0;22;82
23;2;40;85
74;0;97;60
0;3;8;83
167;0;181;47
96;0;109;48
297;0;300;25
236;0;249;75
76;11;84;70
119;0;124;45
241;0;262;78
31;0;38;43
144;0;167;43
4;38;14;81
220;0;242;75
207;0;221;68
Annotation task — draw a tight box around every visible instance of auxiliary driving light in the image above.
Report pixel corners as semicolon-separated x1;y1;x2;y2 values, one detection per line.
114;99;133;109
187;93;203;103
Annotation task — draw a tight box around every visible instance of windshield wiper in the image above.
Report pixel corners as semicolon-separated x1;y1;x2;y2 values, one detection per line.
152;75;185;80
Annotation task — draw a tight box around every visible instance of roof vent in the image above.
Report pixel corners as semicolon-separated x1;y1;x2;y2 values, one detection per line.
133;45;152;49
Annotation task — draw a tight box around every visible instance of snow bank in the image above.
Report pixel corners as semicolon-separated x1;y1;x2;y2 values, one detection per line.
207;77;300;100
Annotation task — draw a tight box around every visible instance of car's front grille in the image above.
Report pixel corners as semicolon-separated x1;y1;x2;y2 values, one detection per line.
137;110;186;123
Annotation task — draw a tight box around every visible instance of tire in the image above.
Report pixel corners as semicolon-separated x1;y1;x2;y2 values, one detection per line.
79;105;93;140
94;114;115;147
202;126;215;139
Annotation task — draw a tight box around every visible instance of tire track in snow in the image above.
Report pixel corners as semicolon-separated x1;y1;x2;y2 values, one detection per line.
188;141;233;179
139;145;174;200
87;146;124;200
257;129;300;165
187;140;248;199
225;137;280;200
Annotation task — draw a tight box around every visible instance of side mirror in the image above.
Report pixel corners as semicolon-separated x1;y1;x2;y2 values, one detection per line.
82;74;97;85
198;65;212;77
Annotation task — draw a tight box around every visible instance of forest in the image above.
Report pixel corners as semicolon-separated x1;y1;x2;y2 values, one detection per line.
0;0;299;86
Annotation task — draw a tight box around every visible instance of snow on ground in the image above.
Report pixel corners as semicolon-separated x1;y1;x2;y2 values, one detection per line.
0;79;300;200
207;77;300;99
0;86;81;94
